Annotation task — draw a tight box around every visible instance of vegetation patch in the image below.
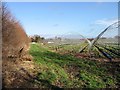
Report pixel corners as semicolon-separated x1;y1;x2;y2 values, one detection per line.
29;43;119;88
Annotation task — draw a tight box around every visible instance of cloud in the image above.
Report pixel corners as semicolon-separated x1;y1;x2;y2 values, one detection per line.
95;18;118;26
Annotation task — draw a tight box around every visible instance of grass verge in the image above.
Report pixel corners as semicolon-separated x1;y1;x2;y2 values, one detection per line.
29;43;119;88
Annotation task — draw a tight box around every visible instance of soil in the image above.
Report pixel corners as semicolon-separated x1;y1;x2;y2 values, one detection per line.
2;55;39;88
74;53;120;62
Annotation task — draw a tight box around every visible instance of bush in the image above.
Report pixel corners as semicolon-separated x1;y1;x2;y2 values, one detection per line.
2;3;30;58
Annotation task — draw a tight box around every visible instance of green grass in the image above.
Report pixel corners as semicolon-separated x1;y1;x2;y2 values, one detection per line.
29;43;119;88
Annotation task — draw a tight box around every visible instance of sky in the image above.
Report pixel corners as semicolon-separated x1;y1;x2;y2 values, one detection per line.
6;2;118;38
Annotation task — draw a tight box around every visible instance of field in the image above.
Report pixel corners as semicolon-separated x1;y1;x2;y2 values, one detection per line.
44;39;120;60
29;43;120;88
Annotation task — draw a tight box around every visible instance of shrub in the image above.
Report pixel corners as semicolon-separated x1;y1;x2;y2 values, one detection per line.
2;3;30;58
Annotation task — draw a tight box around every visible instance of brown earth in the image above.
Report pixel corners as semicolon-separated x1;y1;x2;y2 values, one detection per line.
74;53;120;62
2;55;60;89
2;55;38;88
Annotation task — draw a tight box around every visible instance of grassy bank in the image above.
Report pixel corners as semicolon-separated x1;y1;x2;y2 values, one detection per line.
29;43;120;88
